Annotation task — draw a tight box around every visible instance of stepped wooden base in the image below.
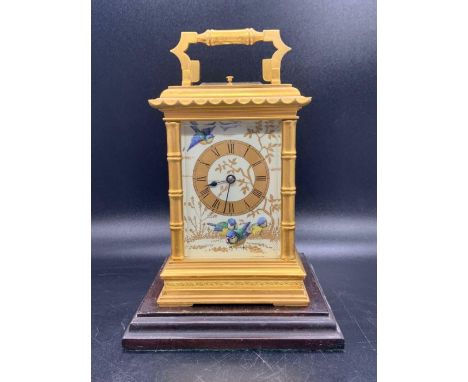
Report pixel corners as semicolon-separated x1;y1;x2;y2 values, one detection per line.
157;252;309;307
122;254;344;350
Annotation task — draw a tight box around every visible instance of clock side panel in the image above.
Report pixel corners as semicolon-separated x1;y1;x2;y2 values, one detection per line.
181;120;282;260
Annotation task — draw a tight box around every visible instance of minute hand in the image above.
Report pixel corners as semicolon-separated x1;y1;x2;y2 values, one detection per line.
223;183;231;213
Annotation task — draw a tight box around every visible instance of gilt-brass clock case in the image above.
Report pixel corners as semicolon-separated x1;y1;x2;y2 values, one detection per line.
149;29;312;307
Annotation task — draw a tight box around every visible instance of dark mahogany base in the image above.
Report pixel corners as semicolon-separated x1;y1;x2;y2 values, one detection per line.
122;254;344;351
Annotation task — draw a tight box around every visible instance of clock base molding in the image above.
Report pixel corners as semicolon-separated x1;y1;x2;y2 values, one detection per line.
122;254;344;351
157;283;309;307
157;252;310;307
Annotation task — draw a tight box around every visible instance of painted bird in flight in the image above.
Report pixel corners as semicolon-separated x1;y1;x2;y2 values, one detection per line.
207;218;237;235
226;222;251;246
218;121;239;131
187;123;215;151
247;216;268;236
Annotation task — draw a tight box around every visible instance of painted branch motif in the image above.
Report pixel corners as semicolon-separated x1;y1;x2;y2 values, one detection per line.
183;196;217;242
244;121;281;236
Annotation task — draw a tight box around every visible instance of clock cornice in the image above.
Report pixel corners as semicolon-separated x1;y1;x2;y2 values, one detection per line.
149;83;311;121
150;83;310;111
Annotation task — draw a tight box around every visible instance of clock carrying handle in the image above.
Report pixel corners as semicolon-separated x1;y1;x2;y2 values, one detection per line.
170;28;291;86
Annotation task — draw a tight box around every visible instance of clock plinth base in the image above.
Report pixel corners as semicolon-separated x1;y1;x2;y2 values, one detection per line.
157;255;309;307
156;252;310;307
122;254;344;351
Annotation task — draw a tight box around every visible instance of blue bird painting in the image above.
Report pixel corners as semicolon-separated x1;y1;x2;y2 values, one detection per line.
226;222;251;246
207;218;237;235
247;216;268;236
187;122;215;151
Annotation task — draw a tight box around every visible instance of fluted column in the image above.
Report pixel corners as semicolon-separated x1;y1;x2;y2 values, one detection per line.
281;120;297;260
165;121;184;260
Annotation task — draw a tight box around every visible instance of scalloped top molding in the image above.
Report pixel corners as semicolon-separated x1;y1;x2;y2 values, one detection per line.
150;96;311;108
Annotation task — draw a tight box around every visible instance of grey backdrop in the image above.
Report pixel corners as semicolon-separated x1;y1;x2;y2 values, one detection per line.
92;1;376;381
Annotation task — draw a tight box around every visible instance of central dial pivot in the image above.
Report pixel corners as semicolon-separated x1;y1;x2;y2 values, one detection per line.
226;174;236;184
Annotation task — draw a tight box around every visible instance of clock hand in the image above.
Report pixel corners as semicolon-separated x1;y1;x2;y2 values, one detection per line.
223;182;231;213
222;174;236;213
208;180;227;187
208;174;236;188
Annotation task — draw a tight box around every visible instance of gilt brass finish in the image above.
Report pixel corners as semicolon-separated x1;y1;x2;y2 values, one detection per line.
165;121;184;260
157;252;308;307
149;83;311;121
170;28;291;86
281;120;297;260
150;29;312;307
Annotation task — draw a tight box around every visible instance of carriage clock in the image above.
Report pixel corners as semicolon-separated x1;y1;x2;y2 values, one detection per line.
149;29;312;307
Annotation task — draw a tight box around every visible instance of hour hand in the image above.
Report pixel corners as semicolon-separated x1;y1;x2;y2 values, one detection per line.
208;180;227;187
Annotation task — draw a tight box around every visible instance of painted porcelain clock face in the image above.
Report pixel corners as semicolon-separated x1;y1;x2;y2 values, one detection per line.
181;120;282;259
192;140;270;216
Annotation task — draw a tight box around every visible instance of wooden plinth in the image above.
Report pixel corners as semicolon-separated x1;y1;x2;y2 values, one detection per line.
122;254;344;351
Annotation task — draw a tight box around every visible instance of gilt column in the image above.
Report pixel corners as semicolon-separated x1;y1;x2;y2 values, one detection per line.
281;120;297;260
165;121;184;260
